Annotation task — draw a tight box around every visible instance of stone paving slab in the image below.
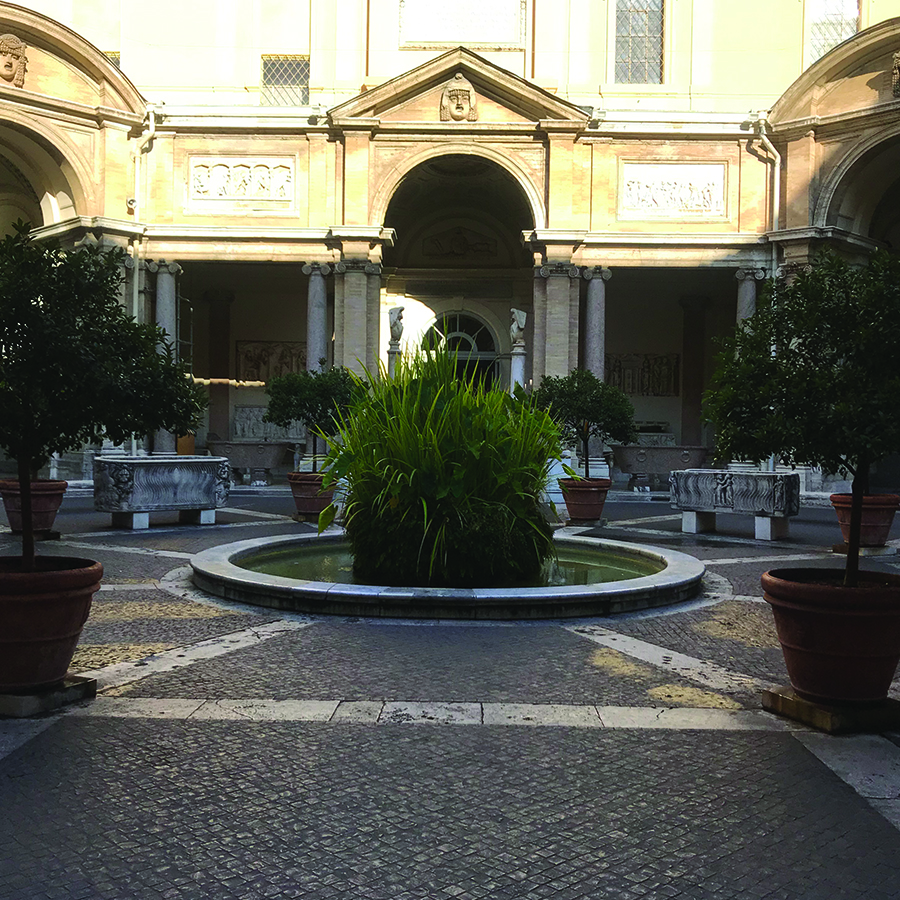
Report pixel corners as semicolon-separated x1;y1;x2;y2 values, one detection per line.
118;623;753;709
1;721;899;899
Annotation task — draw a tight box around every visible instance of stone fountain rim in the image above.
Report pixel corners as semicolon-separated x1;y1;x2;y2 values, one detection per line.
190;530;706;619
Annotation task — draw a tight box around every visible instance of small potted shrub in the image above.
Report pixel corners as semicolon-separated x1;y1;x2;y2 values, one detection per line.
319;351;562;587
0;225;204;692
704;250;900;706
534;369;637;523
263;366;358;517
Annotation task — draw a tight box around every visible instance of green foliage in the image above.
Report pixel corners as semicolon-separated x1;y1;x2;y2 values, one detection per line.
0;225;204;472
704;251;900;479
263;366;359;471
533;369;637;478
321;351;562;587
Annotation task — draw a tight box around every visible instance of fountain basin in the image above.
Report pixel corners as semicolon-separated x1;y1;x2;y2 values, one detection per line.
191;531;705;619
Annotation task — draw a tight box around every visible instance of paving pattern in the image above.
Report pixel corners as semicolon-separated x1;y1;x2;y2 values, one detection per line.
1;491;899;899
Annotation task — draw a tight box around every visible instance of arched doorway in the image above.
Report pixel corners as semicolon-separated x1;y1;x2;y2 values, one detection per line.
422;311;499;385
381;153;535;388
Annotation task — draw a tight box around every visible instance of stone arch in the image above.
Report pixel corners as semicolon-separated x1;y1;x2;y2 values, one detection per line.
372;142;544;229
0;115;91;232
813;124;900;242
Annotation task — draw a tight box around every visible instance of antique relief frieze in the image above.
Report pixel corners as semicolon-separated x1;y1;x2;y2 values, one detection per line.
187;157;296;212
618;162;727;220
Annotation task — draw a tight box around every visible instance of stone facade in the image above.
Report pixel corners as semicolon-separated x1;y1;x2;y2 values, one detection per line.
2;1;900;463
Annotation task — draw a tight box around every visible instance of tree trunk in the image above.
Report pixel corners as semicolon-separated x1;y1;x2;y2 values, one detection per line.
844;458;868;588
17;457;34;572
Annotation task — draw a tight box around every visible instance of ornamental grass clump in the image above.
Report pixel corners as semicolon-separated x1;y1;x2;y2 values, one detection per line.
320;351;562;587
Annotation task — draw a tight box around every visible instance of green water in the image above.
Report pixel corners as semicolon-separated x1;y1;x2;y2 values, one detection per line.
238;542;663;587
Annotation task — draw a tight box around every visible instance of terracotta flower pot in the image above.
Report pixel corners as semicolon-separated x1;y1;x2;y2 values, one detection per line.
558;477;611;524
830;493;900;548
0;555;102;692
0;479;68;533
287;471;335;518
762;567;900;705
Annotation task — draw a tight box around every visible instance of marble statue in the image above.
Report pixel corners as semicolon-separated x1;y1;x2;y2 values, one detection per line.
509;308;527;345
389;306;404;341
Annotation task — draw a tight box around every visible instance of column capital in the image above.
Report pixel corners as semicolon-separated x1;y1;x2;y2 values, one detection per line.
735;267;766;282
536;262;580;279
147;260;182;276
583;266;612;282
364;262;382;276
334;259;370;274
302;262;332;276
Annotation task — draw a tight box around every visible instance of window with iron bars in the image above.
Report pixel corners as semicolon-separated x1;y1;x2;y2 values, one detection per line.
260;55;310;106
615;0;664;84
105;51;120;68
805;0;859;67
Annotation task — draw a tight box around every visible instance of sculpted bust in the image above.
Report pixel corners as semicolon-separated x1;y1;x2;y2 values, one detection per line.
0;35;27;88
440;73;477;123
509;308;526;345
389;306;404;341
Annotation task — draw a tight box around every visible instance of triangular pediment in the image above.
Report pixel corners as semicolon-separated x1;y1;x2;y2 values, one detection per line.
329;47;589;125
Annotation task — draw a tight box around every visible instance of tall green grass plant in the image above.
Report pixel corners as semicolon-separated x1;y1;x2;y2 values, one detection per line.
320;351;562;587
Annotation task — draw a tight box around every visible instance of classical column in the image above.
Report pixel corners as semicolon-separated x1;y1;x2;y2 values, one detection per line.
536;263;581;379
509;308;527;393
334;260;369;375
583;266;611;379
302;262;330;373
149;260;182;454
365;262;382;374
531;268;547;385
735;268;766;322
679;296;709;446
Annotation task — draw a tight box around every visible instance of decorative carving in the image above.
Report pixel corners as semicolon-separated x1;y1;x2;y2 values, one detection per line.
0;35;27;88
235;341;306;383
669;470;800;518
189;158;294;205
735;267;766;282
893;50;900;98
582;266;612;282
605;353;680;397
509;308;526;345
620;163;726;219
440;73;478;122
389;306;404;342
93;456;230;512
233;406;305;441
302;262;331;277
423;226;496;257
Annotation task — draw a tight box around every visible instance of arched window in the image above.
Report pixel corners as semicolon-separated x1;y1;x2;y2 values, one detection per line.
422;312;499;386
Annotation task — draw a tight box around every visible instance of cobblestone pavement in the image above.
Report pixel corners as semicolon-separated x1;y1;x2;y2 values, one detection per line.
1;490;900;899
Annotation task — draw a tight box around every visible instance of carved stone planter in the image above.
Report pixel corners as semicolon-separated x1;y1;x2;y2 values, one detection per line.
93;455;230;529
207;441;289;486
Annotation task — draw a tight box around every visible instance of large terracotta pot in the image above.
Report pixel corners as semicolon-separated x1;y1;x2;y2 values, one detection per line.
762;567;900;705
0;556;102;692
558;477;611;524
830;493;900;548
287;471;335;517
0;479;68;533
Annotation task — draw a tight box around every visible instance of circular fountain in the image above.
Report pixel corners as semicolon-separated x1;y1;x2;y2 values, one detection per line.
191;531;705;619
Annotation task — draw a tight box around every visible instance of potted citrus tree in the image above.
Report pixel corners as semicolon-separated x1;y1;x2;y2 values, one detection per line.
263;365;358;517
534;369;636;523
0;224;204;692
704;250;900;705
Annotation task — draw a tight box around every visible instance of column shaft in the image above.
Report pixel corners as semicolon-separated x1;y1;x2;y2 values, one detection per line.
303;263;330;373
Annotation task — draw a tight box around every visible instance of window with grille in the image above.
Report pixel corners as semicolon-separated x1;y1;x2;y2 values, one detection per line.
260;55;310;106
615;0;664;84
805;0;859;67
105;51;120;68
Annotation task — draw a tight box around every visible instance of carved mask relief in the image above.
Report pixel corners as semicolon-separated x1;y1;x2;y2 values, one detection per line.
440;73;477;122
0;34;27;88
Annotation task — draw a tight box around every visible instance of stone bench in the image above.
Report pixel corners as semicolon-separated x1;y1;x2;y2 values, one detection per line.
669;469;801;540
93;455;230;529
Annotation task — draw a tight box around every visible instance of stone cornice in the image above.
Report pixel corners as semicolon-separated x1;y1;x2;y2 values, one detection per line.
770;98;900;141
0;86;143;130
766;226;882;254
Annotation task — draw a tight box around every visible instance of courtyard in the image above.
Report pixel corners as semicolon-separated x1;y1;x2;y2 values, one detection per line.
1;487;899;899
